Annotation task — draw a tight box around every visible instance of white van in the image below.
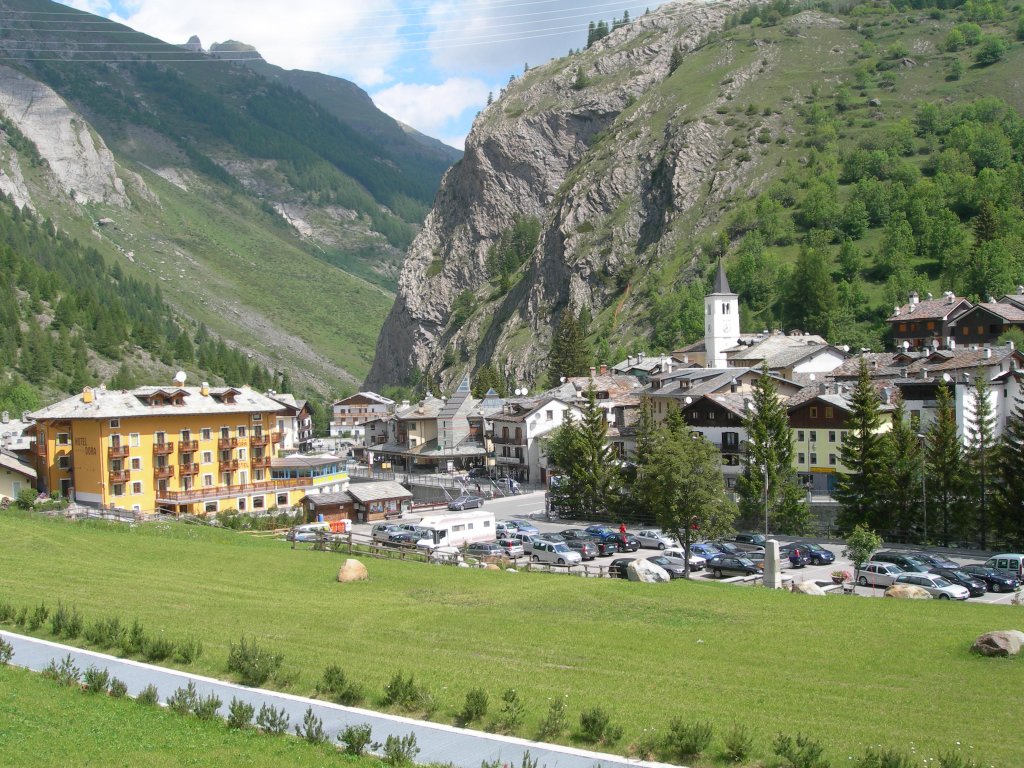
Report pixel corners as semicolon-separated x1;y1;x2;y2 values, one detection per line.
984;553;1024;580
414;510;495;551
530;540;582;567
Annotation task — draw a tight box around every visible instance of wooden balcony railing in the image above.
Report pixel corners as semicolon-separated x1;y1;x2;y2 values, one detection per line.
154;465;175;480
179;439;199;452
251;456;272;469
249;434;270;447
153;442;175;455
219;459;240;472
108;445;129;459
108;469;131;483
218;437;239;449
270;431;283;444
156;477;307;503
178;463;199;476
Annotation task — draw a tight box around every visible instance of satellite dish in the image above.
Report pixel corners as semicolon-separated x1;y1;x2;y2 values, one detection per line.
942;373;952;382
684;396;693;405
809;373;816;381
902;341;910;351
173;371;186;385
521;388;528;396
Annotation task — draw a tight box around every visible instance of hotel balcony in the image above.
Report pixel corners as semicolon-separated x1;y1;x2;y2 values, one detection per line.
153;442;175;456
108;469;131;483
178;463;199;476
270;431;283;444
219;459;240;472
179;439;199;452
107;445;129;459
154;465;175;480
249;434;270;447
156;476;307;504
251;456;272;469
218;437;239;449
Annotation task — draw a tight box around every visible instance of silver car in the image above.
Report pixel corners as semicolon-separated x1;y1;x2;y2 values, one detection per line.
663;547;707;571
497;538;525;559
893;573;970;600
371;523;403;543
857;561;904;587
530;540;582;566
635;529;678;550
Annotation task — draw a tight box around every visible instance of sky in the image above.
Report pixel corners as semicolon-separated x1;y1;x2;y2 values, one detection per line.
57;1;660;149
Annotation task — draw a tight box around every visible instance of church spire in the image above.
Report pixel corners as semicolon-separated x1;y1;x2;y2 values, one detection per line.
712;257;731;294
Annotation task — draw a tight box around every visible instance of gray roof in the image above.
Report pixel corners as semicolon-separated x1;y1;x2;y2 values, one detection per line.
272;454;342;469
0;449;35;480
31;386;286;421
346;481;413;503
712;258;733;294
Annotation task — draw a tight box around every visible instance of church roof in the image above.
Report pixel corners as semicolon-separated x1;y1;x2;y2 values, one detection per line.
712;259;733;294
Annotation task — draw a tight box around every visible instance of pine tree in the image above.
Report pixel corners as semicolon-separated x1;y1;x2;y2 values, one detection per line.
993;392;1024;547
668;45;684;75
576;386;616;517
965;370;997;548
547;311;589;386
617;395;659;521
835;358;887;531
880;397;923;541
925;382;969;547
736;366;809;534
471;363;502;398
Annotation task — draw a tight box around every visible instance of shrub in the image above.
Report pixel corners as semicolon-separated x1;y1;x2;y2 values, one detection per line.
0;637;13;664
938;751;980;768
49;602;82;639
665;718;714;758
84;616;124;648
578;706;611;743
724;722;754;762
166;682;199;715
193;692;223;721
974;35;1007;66
14;606;27;626
121;619;146;656
855;747;915;768
536;695;567;741
483;754;538;768
142;635;175;663
382;671;420;710
316;664;363;706
338;723;374;755
294;706;327;744
460;688;489;724
82;666;111;694
226;697;255;729
382;732;420;766
492;687;524;735
27;602;49;631
256;703;289;735
0;599;14;623
174;636;203;665
774;732;830;768
136;684;159;706
108;678;128;698
42;654;80;687
227;635;283;687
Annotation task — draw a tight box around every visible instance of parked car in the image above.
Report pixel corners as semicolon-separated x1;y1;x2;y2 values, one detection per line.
706;555;762;578
613;533;641;552
648;555;687;579
584;529;626;556
530;540;582;566
984;553;1024;581
663;547;707;571
893;572;970;600
870;551;931;573
609;558;633;579
467;466;491;479
448;495;484;511
565;539;599;560
635;529;679;549
778;543;811;567
722;533;768;552
690;542;725;560
495;521;519;539
712;540;754;557
386;531;420;547
497;539;525;559
559;528;592;541
928;568;987;597
584;525;615;537
780;542;835;566
960;564;1021;593
908;551;960;570
371;523;403;543
510;521;539;535
465;541;504;558
511;532;546;554
559;528;617;556
857;561;904;587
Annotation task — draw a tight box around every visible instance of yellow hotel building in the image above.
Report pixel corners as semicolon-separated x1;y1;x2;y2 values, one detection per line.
31;383;346;516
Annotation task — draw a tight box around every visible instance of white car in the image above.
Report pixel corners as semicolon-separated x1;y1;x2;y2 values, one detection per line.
663;547;707;571
635;529;678;550
893;573;970;600
530;540;582;567
857;562;904;587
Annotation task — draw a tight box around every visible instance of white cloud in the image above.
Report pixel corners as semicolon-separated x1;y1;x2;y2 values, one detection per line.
99;0;405;82
372;77;490;138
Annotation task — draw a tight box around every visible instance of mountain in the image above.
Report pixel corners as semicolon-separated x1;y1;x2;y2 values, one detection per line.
365;0;1024;390
0;0;459;399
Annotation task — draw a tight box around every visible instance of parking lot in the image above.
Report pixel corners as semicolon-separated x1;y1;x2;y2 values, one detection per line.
348;491;1020;604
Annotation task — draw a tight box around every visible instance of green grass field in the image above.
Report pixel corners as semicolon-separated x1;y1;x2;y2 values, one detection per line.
0;665;378;767
2;512;1023;766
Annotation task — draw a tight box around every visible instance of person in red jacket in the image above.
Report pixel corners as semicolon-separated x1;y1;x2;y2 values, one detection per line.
619;522;627;535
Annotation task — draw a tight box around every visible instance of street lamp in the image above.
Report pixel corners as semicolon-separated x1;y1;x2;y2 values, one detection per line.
917;433;927;545
747;438;769;537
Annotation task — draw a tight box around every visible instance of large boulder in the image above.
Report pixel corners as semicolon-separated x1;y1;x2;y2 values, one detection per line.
971;631;1024;657
627;559;670;583
883;584;931;599
337;559;368;583
791;581;827;596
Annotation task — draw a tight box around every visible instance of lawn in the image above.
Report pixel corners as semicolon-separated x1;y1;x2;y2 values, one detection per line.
0;665;378;767
2;512;1023;766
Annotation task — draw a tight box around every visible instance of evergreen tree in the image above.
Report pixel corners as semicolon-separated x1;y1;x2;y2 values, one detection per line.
993;392;1024;547
736;366;809;535
925;382;969;547
783;238;837;337
547;311;589;386
544;386;617;518
471;363;503;398
835;358;887;531
965;370;997;548
880;397;923;541
617;395;659;521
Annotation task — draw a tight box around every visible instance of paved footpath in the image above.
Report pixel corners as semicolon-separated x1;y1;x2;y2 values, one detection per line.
3;631;678;768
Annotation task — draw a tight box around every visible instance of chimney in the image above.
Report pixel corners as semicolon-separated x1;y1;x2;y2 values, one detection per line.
909;291;919;305
589;366;597;378
401;400;410;409
200;381;209;397
920;367;928;380
82;387;94;404
893;305;901;316
926;292;933;300
984;348;992;359
949;339;956;351
683;355;689;364
626;355;633;366
1;411;7;424
665;360;674;374
599;364;608;375
1018;285;1024;296
22;410;28;422
908;303;915;314
1008;340;1016;351
818;382;827;394
638;352;645;362
947;293;954;304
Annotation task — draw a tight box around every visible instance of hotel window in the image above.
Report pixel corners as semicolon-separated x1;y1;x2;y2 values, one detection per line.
977;326;983;335
109;419;120;428
798;452;806;464
927;321;935;330
220;427;230;439
252;413;262;422
810;452;818;465
205;502;218;514
237;426;247;438
56;432;70;446
238;498;247;511
130;457;142;471
201;428;212;440
809;431;817;443
58;455;71;469
277;493;289;506
828;431;836;443
112;483;124;497
254;469;264;482
180;429;191;441
253;496;265;509
155;431;166;444
962;327;968;336
203;474;213;487
546;410;553;421
829;454;837;466
238;448;247;461
132;482;142;495
797;430;805;442
898;323;906;332
202;451;212;464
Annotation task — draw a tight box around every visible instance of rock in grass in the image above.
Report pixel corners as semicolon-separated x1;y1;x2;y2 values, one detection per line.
627;559;670;583
337;559;368;583
791;581;827;596
883;584;931;599
971;631;1024;657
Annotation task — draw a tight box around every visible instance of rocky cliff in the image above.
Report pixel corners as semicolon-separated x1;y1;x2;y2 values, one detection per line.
366;0;765;388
